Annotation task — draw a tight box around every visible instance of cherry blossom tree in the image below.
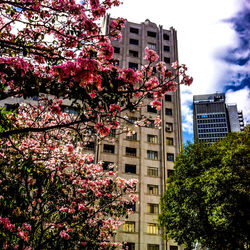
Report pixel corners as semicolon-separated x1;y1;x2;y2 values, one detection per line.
0;101;138;249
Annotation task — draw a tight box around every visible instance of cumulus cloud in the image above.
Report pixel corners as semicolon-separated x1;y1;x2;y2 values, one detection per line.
181;87;193;134
226;87;250;124
217;0;250;125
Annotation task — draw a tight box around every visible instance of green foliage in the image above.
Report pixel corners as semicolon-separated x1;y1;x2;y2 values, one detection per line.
159;127;250;250
0;107;17;133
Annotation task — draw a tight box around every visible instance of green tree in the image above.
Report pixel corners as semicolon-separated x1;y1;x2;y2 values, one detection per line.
159;127;250;250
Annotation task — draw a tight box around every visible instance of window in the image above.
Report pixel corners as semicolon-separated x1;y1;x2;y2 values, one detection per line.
103;144;115;154
125;164;136;174
147;167;158;177
114;59;119;66
147;150;158;160
163;33;169;40
114;47;120;54
148;119;155;128
84;142;95;151
170;246;178;250
125;202;136;212
147;185;158;195
164;57;170;64
61;105;78;115
147;43;156;50
126;133;137;141
128;62;138;70
147;105;157;114
147;31;157;37
129;50;139;57
167;169;174;178
147;134;158;144
165;94;172;102
147;203;159;214
147;223;158;235
28;95;39;101
166;137;174;146
129;39;139;45
130;27;139;34
126;147;137;157
123;222;135;233
167;153;174;162
128;116;138;124
165;108;172;116
102;161;114;171
166;122;173;132
124;242;136;250
164;45;170;52
148;245;159;250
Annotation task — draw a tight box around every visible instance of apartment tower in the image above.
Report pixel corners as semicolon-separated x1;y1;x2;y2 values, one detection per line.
99;15;183;250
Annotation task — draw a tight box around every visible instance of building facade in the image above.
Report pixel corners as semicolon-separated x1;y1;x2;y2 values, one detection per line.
193;93;244;143
100;15;183;250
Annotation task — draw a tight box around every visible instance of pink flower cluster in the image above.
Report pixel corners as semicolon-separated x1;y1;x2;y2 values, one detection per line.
144;47;159;63
119;68;138;85
110;18;126;41
60;230;70;240
150;100;162;111
94;122;110;137
109;104;121;114
0;217;15;232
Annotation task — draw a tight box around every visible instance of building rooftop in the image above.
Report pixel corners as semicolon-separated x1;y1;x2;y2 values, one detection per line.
193;93;225;103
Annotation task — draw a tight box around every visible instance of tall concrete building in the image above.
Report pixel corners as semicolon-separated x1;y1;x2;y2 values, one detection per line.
99;15;183;250
193;93;244;143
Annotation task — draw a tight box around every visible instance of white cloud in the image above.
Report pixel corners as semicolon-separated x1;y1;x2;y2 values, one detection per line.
181;87;193;134
226;87;250;124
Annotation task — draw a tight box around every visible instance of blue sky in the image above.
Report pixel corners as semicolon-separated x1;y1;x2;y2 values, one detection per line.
110;0;250;144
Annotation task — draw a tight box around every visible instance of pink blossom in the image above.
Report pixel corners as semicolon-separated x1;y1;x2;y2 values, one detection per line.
59;207;69;212
109;104;121;114
144;47;159;63
78;204;85;211
171;61;178;69
94;123;110;137
67;144;74;153
150;100;162;111
156;61;166;73
50;104;62;116
119;68;138;85
108;120;119;129
17;231;29;242
100;42;114;59
154;117;161;125
68;208;75;214
60;230;70;240
22;223;31;231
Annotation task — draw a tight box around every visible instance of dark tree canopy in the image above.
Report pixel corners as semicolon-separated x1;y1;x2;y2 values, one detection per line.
159;127;250;250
